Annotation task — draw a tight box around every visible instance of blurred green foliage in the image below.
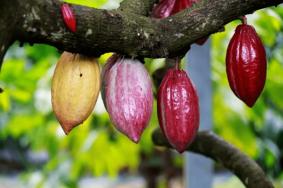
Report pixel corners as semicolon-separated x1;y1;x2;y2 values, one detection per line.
0;0;283;187
63;0;122;9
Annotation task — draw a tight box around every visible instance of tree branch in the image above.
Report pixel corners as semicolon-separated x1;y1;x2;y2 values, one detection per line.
0;0;18;68
119;0;157;15
0;0;281;64
152;129;274;188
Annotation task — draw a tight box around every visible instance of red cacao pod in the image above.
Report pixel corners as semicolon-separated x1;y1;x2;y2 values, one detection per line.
171;0;195;15
226;23;267;107
102;56;153;143
152;0;176;18
61;3;76;33
157;67;199;153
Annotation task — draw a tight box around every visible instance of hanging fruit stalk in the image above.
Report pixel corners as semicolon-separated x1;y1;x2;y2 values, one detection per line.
157;59;199;153
226;16;267;107
102;55;154;143
60;3;77;33
51;52;100;134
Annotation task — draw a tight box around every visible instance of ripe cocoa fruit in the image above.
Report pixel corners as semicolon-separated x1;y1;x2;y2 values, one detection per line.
152;0;176;19
51;52;100;134
171;0;197;15
157;62;199;153
226;19;266;107
61;3;76;33
102;55;153;143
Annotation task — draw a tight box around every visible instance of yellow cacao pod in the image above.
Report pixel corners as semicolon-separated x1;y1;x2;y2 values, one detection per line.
51;52;100;134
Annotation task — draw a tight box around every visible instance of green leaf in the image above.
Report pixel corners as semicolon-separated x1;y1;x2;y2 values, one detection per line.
63;0;108;8
0;90;10;111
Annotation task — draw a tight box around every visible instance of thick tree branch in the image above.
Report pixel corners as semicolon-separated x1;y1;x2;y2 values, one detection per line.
152;129;274;188
0;0;18;68
0;0;281;63
119;0;157;15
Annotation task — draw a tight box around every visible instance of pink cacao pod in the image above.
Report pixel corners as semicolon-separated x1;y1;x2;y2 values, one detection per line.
226;22;267;107
152;0;176;18
157;67;199;153
102;55;153;143
61;3;76;33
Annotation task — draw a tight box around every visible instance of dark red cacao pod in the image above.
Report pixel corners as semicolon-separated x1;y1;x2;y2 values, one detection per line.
61;3;77;33
226;23;267;107
102;55;154;143
171;0;197;15
152;0;176;18
157;68;199;153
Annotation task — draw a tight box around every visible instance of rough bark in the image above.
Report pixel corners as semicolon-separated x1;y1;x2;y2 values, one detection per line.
0;0;18;67
119;0;157;15
152;129;274;188
0;0;282;65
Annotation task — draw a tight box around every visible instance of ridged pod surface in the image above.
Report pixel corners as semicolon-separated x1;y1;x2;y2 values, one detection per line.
102;56;153;143
52;52;100;134
226;23;266;107
157;67;199;153
61;3;76;32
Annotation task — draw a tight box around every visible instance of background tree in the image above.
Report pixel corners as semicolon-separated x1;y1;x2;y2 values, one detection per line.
0;0;283;188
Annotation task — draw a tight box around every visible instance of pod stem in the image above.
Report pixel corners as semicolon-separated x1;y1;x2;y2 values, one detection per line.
174;57;181;70
241;16;247;24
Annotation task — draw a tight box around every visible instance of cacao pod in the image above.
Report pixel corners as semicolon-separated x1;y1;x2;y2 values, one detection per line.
152;0;176;19
171;0;196;15
52;52;100;134
102;55;153;143
61;3;76;33
157;66;199;153
226;22;266;107
101;54;120;107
